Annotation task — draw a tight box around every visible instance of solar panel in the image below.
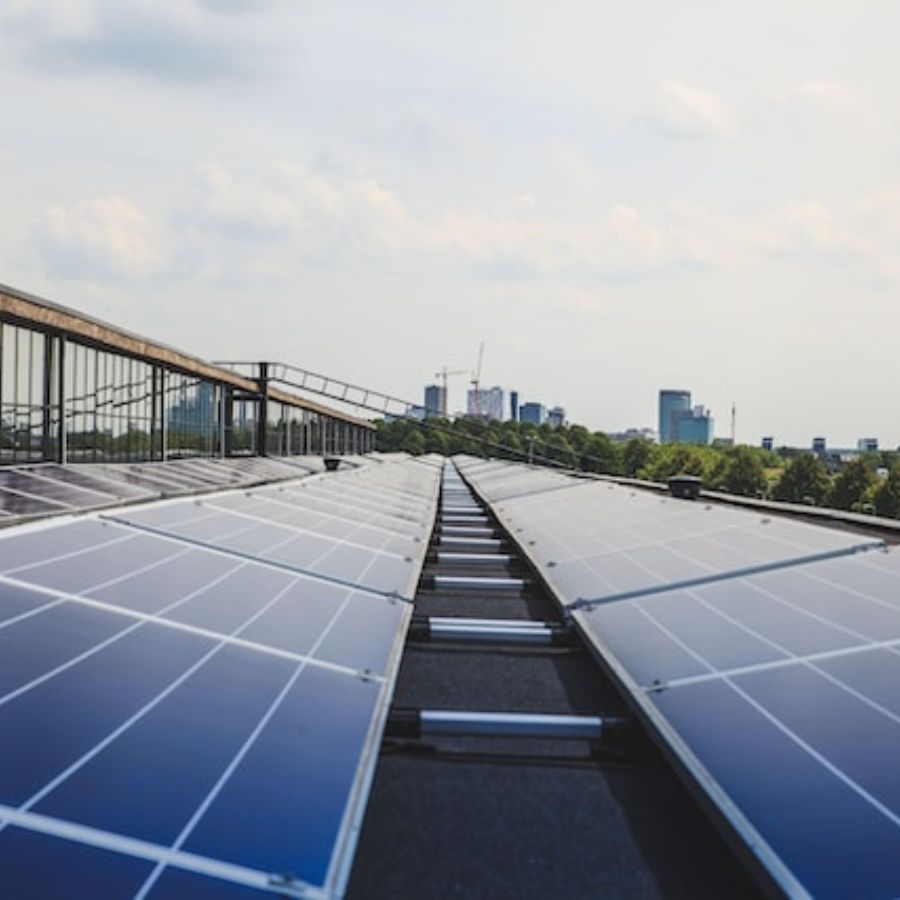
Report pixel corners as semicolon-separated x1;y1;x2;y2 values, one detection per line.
462;464;879;606
454;456;900;897
0;455;439;898
0;456;335;529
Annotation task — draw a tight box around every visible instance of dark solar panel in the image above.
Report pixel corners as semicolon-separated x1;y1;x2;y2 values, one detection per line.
0;455;440;897
454;456;900;898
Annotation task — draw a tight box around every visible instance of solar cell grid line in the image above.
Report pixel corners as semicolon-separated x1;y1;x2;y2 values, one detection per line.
131;523;406;899
99;513;415;603
12;466;121;503
128;465;226;491
301;481;431;516
198;496;419;559
0;520;416;892
648;635;900;693
0;523;142;578
0;460;438;891
49;465;158;500
256;486;428;533
271;486;425;528
334;466;440;498
104;464;442;596
0;548;390;700
277;477;426;508
0;637;333;895
106;501;418;598
104;502;414;596
483;478;589;504
605;599;900;898
0;558;253;710
248;490;426;541
654;589;900;735
461;473;900;896
483;496;881;609
0;578;304;823
0;808;294;899
90;467;181;494
0;481;75;511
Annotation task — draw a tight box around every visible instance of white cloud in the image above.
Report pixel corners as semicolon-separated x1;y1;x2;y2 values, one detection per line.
753;195;900;285
178;163;721;281
34;196;164;279
646;80;737;140
781;81;867;116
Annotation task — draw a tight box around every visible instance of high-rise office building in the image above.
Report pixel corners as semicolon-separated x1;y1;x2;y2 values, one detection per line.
510;390;519;422
659;390;714;444
858;438;878;452
547;406;566;428
812;437;827;454
423;384;446;418
761;437;774;452
677;406;714;444
519;402;546;425
467;386;504;420
659;390;692;443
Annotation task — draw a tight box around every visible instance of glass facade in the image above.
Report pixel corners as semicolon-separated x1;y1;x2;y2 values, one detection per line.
0;322;47;463
658;390;692;444
1;297;374;465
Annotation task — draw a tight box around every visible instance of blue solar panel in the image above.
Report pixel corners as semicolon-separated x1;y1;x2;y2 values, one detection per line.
107;495;423;597
454;456;900;897
0;456;440;898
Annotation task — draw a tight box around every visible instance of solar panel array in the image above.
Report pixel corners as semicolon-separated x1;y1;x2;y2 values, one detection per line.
0;454;441;898
0;456;364;526
455;456;900;899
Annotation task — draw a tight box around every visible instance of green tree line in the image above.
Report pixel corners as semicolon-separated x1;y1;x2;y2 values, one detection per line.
376;417;900;518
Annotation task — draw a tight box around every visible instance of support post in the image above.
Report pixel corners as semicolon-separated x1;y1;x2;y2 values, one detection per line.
256;362;268;457
56;336;67;464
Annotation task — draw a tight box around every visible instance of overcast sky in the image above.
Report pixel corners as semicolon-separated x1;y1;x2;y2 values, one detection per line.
1;1;899;447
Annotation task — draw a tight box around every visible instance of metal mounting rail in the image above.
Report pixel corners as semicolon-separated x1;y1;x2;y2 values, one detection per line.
433;575;527;591
387;709;628;740
437;552;513;564
409;616;569;645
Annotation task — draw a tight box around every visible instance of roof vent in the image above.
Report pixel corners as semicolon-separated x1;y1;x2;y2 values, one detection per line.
668;475;702;500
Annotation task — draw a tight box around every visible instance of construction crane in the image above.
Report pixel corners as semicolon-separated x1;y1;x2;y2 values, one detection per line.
434;366;466;417
470;342;485;417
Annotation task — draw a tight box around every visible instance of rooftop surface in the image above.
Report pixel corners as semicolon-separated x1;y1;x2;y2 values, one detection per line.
2;453;900;897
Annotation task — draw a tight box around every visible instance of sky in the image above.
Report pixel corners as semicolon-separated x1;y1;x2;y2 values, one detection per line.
1;1;899;447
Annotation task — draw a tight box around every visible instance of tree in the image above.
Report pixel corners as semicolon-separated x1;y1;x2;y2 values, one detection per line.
642;445;704;482
873;463;900;518
545;433;577;467
399;429;426;455
582;433;622;474
829;457;876;511
772;454;831;505
719;447;767;497
623;438;652;477
424;428;449;455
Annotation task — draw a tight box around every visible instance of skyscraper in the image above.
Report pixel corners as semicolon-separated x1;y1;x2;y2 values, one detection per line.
519;402;546;425
467;386;504;420
659;390;691;443
510;390;519;422
677;407;715;444
423;384;446;418
547;406;566;428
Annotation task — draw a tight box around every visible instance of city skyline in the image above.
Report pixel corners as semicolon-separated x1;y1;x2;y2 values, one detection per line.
2;3;900;446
